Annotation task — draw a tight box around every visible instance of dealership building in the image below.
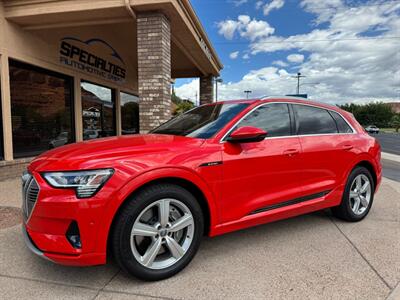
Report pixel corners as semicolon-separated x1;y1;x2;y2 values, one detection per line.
0;0;222;178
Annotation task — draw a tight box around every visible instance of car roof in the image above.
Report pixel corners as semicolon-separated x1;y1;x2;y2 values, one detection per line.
212;96;341;112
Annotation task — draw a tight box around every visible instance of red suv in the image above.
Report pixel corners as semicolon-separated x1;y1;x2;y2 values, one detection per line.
22;97;381;280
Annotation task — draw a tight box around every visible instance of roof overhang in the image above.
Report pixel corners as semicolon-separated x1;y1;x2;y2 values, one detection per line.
3;0;223;77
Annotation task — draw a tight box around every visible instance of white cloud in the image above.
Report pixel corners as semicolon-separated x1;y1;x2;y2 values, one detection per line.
215;0;400;104
233;0;248;6
272;60;288;67
175;79;200;104
217;15;274;41
217;20;239;40
255;1;264;10
229;51;240;59
300;0;344;24
263;0;285;16
287;54;305;63
243;53;250;59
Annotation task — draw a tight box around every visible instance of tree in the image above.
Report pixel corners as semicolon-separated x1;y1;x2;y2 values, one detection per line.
171;92;183;105
171;91;195;115
339;102;394;127
391;114;400;132
174;100;195;115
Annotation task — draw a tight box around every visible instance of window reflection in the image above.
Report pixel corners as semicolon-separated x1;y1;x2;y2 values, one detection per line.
9;60;74;158
238;104;291;137
0;76;3;160
121;92;139;135
81;81;115;140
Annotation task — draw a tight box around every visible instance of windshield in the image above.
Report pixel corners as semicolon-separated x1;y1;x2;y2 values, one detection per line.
151;103;249;138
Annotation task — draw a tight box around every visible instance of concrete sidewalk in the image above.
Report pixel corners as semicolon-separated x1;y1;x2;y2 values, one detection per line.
0;178;399;300
382;152;400;163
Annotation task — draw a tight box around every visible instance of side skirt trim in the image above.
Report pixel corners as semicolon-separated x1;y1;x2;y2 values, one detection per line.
249;190;331;215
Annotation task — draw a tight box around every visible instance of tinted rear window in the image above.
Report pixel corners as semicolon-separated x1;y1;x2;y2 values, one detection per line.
294;105;337;135
330;111;353;133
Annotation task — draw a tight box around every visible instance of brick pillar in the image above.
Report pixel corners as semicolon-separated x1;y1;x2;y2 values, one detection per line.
199;75;214;105
137;13;171;133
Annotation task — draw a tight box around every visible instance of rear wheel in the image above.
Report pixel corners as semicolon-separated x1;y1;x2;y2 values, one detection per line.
332;166;374;221
112;184;204;281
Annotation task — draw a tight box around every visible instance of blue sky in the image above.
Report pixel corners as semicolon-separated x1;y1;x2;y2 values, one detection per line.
175;0;400;105
191;0;315;83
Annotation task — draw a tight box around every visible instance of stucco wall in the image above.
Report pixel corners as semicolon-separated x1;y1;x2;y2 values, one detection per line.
0;8;138;94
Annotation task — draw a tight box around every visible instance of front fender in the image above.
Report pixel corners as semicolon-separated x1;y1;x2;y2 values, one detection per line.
96;167;219;255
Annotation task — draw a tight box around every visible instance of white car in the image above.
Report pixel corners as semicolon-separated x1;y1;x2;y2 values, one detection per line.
365;125;379;134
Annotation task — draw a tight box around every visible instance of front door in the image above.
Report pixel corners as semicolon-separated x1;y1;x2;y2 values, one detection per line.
220;103;304;223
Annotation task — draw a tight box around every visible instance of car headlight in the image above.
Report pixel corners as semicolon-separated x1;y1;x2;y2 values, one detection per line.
43;169;114;198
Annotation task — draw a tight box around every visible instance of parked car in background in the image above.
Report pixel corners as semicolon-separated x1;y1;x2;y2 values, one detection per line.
365;125;380;134
22;97;382;281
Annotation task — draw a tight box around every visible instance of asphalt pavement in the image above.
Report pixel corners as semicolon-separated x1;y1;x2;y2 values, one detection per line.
382;159;400;182
372;132;400;155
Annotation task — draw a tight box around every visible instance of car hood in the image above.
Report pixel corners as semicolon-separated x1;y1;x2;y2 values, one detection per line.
29;134;205;172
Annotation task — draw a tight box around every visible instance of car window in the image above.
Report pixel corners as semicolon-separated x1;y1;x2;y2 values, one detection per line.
294;105;338;135
330;111;353;133
236;103;291;137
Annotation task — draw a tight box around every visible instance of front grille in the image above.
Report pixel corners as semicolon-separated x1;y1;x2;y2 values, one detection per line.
22;173;40;220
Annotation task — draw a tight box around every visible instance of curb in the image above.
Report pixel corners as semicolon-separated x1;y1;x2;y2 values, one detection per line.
381;152;400;163
386;282;400;300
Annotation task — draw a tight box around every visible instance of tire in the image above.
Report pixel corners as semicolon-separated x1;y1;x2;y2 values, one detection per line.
112;183;204;281
332;166;375;222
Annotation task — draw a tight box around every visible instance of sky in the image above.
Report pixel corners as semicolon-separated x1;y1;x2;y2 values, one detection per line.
175;0;400;105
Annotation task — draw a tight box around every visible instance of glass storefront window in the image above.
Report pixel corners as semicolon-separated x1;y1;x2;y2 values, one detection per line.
9;60;74;158
121;92;139;135
0;75;3;160
81;81;115;140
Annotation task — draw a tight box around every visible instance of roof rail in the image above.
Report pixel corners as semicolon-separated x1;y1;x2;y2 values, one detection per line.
260;95;312;101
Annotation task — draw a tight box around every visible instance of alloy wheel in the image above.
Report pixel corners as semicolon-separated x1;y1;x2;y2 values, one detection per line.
130;199;194;270
349;174;371;215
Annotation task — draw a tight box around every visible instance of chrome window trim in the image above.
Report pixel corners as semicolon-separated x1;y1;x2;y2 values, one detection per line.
219;101;356;143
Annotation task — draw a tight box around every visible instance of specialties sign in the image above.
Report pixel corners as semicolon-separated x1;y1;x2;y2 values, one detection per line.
60;37;126;83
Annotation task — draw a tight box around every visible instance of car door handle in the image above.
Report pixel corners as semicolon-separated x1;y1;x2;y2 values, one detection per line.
342;145;353;150
283;149;299;156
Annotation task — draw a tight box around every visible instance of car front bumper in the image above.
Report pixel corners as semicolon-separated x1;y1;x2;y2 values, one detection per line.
21;172;111;266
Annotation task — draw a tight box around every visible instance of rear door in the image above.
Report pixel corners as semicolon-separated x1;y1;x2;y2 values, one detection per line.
220;103;304;223
292;104;357;198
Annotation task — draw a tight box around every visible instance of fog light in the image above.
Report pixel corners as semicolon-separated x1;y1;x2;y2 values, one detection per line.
66;221;82;249
68;235;81;249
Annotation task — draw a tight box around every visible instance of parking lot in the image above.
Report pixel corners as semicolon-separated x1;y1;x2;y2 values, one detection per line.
0;176;399;300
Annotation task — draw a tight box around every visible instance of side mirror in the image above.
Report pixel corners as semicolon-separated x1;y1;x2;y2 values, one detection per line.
226;126;267;143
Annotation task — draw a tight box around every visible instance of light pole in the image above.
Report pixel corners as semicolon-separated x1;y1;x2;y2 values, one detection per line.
244;90;252;99
215;77;223;102
291;72;306;95
171;79;176;96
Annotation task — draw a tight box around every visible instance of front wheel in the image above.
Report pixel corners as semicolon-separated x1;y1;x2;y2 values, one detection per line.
332;166;374;222
112;184;204;281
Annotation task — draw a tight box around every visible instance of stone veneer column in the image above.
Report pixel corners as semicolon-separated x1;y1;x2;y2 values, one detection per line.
137;12;171;133
199;75;214;105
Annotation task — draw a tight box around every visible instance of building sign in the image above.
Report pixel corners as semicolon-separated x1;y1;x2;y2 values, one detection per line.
82;108;101;118
59;37;126;83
